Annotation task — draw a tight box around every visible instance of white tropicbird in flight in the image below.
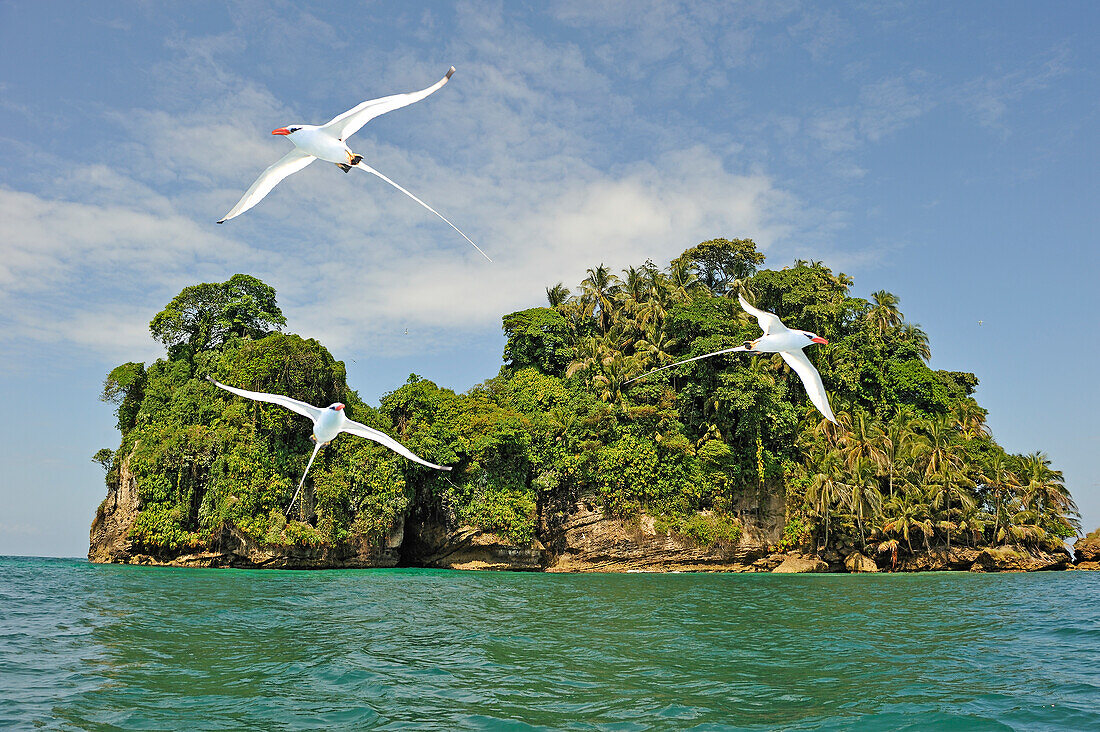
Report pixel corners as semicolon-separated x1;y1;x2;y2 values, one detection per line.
626;294;837;423
217;66;491;261
206;376;450;515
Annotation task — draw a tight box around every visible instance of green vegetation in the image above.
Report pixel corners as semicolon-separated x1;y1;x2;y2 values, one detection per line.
96;239;1079;562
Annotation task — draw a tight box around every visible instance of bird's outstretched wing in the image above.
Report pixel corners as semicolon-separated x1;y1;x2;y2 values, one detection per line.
341;418;451;471
217;149;315;223
354;161;492;261
205;376;322;422
779;350;837;424
322;67;455;142
625;346;749;385
738;294;787;335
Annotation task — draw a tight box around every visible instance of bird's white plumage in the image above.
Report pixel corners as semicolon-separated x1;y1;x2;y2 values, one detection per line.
354;161;492;262
206;377;322;421
288;442;324;515
206;376;449;513
342;418;451;471
217;149;315;223
216;67;485;259
738;293;786;335
626;297;837;423
780;350;836;423
322;67;455;141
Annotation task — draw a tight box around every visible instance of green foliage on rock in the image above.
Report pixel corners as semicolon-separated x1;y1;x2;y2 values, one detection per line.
501;307;573;376
100;244;1079;561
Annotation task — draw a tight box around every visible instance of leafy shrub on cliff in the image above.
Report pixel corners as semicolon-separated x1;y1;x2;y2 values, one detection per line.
128;503;199;553
99;244;1080;560
655;512;743;548
101;277;434;554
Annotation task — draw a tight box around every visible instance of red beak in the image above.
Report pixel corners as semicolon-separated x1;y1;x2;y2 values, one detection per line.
335;404;345;411
271;128;291;136
812;336;829;345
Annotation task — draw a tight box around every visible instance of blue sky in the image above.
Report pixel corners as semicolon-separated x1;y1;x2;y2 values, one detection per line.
1;1;1096;557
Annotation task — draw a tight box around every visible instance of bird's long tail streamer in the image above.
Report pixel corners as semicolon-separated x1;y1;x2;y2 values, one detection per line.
624;346;749;385
286;441;324;517
354;162;492;262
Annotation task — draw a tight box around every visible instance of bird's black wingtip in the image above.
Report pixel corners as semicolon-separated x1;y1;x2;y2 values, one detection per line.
446;66;455;79
216;219;225;224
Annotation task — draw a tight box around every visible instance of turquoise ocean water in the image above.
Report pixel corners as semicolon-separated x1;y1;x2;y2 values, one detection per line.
2;556;1098;730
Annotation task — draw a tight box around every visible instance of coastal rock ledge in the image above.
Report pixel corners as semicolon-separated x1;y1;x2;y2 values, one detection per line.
544;502;770;573
88;456;402;568
1074;529;1100;570
772;555;829;573
89;478;1087;573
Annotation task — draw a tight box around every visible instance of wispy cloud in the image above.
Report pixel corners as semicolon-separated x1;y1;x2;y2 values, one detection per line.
2;3;1075;369
0;9;810;365
957;44;1072;134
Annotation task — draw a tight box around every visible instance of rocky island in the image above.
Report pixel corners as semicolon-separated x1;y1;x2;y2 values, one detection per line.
90;240;1085;573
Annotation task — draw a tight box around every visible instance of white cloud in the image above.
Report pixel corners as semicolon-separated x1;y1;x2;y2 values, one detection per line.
0;3;820;367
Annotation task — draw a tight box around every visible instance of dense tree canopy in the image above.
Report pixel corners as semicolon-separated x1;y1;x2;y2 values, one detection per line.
149;274;286;359
97;240;1079;561
674;237;766;294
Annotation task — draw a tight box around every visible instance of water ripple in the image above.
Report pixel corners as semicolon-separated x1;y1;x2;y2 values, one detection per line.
1;558;1099;730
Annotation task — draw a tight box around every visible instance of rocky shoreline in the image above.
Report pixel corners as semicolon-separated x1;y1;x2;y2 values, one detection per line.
91;481;1094;573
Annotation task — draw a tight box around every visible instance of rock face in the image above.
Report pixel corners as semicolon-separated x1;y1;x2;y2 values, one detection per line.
90;475;1081;574
89;452;403;568
844;552;879;573
88;452;143;564
1074;530;1100;570
544;502;769;573
405;522;545;571
971;545;1073;572
894;547;979;572
92;521;403;569
772;555;829;573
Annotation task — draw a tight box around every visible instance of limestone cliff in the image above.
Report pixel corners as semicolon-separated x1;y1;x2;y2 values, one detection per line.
89;449;403;568
544;501;769;573
88;451;143;564
1074;529;1100;570
89;479;1082;573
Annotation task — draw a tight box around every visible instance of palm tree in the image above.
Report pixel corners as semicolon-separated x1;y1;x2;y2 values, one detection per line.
581;265;621;334
592;352;641;404
807;450;850;549
846;455;884;546
619;267;650;307
566;336;604;379
877;538;900;569
897;322;931;361
547;406;579;447
667;258;705;301
558;298;595;341
1005;507;1047;548
926;469;974;553
919;414;957;479
883;489;934;554
1019;451;1081;535
955;502;991;548
880;410;917;498
839;411;885;474
867;290;903;335
546;283;571;308
979;454;1019;545
634;325;678;370
951;400;990;440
